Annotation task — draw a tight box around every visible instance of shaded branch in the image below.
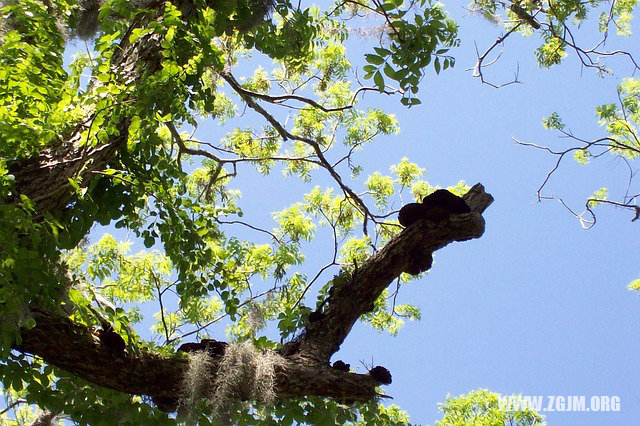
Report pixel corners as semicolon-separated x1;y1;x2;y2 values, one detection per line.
30;410;59;426
14;185;493;410
0;399;27;416
291;183;494;361
15;308;381;408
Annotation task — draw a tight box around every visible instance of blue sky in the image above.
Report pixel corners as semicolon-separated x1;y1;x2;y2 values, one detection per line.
67;1;640;424
324;3;640;424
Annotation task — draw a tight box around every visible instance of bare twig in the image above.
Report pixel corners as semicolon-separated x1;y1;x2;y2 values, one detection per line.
0;399;27;416
152;272;171;345
470;24;523;88
216;219;283;243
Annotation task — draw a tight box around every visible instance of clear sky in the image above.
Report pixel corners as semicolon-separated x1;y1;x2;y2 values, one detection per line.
73;1;640;424
324;3;640;424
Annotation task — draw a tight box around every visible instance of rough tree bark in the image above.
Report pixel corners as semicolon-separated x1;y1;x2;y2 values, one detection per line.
16;185;493;408
11;0;179;216
7;0;495;412
292;184;493;362
30;410;58;426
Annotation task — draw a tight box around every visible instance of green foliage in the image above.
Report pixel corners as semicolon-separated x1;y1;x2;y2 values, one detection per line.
543;78;640;220
361;0;459;105
0;0;92;353
391;157;426;188
229;397;411;425
274;204;316;242
611;0;637;35
365;172;395;209
436;389;546;425
0;0;71;160
470;0;638;71
596;78;640;160
361;289;420;336
1;0;619;422
573;149;590;165
0;354;170;424
535;36;567;68
587;187;609;207
246;6;326;71
541;112;564;130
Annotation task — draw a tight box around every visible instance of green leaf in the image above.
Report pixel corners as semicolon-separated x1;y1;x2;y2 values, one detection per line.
68;177;81;192
383;63;396;78
374;71;385;90
379;1;397;12
365;54;385;65
374;47;392;57
143;236;155;248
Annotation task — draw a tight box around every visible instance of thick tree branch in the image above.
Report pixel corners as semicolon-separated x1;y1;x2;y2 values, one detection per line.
10;19;158;217
14;185;492;410
8;0;223;217
15;308;380;408
30;410;59;426
293;184;493;361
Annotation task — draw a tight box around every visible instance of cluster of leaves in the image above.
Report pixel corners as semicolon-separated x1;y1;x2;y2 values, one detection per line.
540;77;640;222
360;0;459;105
0;0;72;159
0;0;80;356
436;389;545;425
0;354;170;425
229;397;411;425
247;3;336;71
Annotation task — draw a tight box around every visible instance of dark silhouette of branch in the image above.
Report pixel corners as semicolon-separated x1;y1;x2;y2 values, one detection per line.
290;184;493;361
0;399;27;416
14;185;493;409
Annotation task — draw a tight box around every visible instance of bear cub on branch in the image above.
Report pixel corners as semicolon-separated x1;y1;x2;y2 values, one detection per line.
398;189;470;227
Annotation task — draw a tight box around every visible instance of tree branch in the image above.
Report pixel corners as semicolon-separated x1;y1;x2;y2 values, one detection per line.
220;69;376;235
14;184;493;410
291;183;493;361
8;0;229;217
15;308;380;409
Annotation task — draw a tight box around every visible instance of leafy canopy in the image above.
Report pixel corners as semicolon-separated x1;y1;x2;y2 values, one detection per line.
1;0;636;422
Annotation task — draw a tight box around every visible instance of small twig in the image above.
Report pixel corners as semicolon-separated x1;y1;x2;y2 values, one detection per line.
0;399;27;416
171;287;279;343
470;23;523;88
216;219;283;243
152;272;170;345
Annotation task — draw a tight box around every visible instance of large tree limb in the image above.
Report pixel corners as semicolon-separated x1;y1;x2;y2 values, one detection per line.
14;185;492;409
11;21;157;216
9;0;217;217
292;183;493;361
16;308;380;405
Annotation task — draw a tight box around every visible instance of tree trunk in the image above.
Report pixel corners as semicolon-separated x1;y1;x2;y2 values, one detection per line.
7;0;495;411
